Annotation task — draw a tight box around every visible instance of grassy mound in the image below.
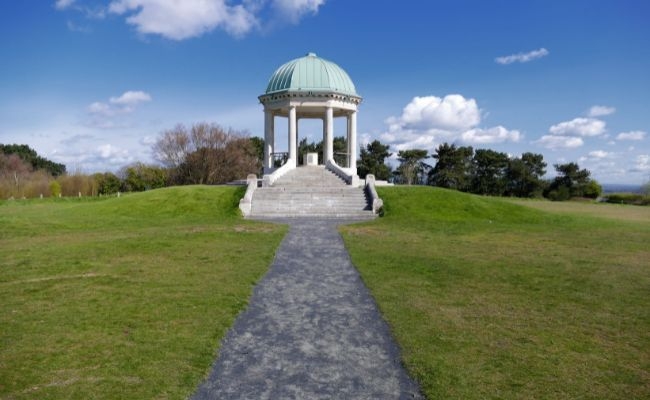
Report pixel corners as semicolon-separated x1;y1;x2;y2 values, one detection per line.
341;186;650;399
0;186;286;399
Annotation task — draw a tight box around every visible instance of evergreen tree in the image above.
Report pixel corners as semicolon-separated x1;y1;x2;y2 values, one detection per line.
470;149;509;195
428;143;473;190
505;152;547;197
396;149;429;185
546;162;598;200
357;140;392;180
0;144;66;176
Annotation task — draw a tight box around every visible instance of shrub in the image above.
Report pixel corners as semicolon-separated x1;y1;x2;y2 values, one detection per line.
583;180;602;199
50;180;61;197
58;173;95;197
605;193;650;206
94;172;121;195
119;163;168;192
546;186;570;201
23;170;52;198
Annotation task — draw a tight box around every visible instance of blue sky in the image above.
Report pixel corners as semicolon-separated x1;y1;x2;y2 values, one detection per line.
1;0;649;184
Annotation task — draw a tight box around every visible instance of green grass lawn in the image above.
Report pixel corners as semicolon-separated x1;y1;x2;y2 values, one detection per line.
0;186;286;399
341;187;650;399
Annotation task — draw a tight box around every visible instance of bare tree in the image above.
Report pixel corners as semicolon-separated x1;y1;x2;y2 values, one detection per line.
153;122;260;185
153;124;191;169
0;153;33;198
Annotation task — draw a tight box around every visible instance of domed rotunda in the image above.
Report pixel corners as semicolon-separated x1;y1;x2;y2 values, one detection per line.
259;53;362;186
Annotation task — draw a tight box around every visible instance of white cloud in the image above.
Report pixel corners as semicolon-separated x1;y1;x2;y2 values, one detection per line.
88;90;151;116
87;101;114;116
51;143;136;171
549;117;606;137
139;136;157;146
56;0;327;40
379;94;520;154
534;135;584;150
587;105;616;117
460;126;521;144
396;95;481;132
86;90;152;128
55;0;76;10
359;132;372;148
632;155;650;172
109;90;152;106
495;48;549;65
588;150;610;159
616;130;646;141
109;90;151;113
272;0;325;23
97;144;130;161
108;0;257;40
104;0;326;40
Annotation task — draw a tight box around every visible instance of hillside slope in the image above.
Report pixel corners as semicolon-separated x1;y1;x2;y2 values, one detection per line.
0;186;286;399
341;186;650;400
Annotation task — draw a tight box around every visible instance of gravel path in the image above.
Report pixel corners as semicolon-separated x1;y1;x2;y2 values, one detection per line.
191;219;422;399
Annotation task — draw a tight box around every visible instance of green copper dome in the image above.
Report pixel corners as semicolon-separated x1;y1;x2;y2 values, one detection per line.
265;53;358;96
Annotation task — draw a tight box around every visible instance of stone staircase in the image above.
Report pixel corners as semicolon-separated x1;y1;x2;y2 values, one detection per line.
249;166;375;219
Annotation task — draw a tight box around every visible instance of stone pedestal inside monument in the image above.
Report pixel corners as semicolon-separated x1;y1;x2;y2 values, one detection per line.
305;152;318;166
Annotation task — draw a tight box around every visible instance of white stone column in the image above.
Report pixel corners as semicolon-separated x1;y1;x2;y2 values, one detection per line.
326;106;334;162
346;114;352;168
296;117;300;165
349;110;357;171
264;110;274;171
288;106;297;167
321;117;327;165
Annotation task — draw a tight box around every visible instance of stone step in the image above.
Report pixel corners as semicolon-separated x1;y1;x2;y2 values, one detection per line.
253;194;367;201
257;187;363;193
251;213;375;219
252;197;369;205
249;166;374;218
251;201;371;209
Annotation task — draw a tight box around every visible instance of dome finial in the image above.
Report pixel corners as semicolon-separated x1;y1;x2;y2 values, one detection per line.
307;52;317;57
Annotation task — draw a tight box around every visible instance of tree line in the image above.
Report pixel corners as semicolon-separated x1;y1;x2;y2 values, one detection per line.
3;124;603;201
1;123;261;199
357;140;602;200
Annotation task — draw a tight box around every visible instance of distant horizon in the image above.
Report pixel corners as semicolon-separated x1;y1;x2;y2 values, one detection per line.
1;137;648;191
1;1;648;185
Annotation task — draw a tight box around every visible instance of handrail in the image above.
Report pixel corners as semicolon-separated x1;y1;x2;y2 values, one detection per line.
325;160;359;186
365;174;384;215
238;174;257;217
263;159;296;186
